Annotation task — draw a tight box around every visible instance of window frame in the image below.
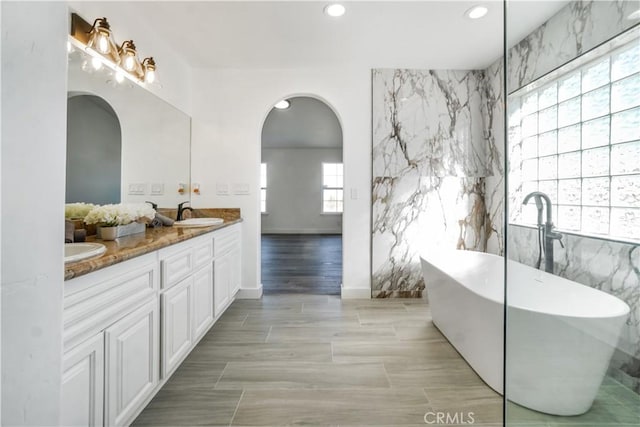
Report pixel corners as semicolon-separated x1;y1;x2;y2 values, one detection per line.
321;162;344;214
260;162;267;214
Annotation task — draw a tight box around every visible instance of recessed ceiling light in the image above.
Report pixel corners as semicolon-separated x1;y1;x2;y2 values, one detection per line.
274;100;290;109
465;5;488;20
324;3;346;18
627;8;640;20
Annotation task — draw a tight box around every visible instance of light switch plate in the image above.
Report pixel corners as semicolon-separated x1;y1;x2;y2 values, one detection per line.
128;183;147;195
350;188;358;200
150;183;164;195
233;183;250;195
216;183;229;195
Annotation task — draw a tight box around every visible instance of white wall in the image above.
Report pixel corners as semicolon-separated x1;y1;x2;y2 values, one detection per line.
1;2;68;424
261;148;342;234
191;67;371;298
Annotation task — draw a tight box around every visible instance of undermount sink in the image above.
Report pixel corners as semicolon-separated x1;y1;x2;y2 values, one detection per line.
174;218;224;227
64;242;107;264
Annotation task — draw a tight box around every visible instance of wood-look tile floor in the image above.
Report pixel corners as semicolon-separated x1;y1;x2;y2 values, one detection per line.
133;295;503;426
133;295;639;426
261;235;342;295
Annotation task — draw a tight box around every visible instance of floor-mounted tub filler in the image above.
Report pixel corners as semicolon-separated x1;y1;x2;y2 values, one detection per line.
420;250;630;416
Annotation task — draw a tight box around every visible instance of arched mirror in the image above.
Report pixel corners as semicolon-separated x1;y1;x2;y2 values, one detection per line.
66;94;122;204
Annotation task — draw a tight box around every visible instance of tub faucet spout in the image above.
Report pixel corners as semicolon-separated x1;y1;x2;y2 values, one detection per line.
522;191;562;274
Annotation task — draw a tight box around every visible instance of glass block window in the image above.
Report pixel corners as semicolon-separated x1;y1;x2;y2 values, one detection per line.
509;38;640;241
322;163;343;213
260;163;267;213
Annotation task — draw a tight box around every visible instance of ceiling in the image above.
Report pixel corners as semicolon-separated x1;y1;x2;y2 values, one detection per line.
262;97;343;149
131;1;569;70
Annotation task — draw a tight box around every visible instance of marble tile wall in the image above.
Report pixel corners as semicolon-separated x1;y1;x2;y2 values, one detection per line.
507;0;640;92
506;0;640;393
371;69;501;298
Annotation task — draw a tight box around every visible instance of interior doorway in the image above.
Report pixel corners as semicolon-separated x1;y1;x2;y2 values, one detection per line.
260;96;343;295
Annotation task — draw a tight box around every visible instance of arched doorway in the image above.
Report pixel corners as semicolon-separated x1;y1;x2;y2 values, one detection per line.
260;96;343;295
66;94;122;204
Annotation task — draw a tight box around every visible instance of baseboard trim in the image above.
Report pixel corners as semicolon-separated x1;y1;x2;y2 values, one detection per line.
261;229;342;234
341;287;371;299
237;284;263;299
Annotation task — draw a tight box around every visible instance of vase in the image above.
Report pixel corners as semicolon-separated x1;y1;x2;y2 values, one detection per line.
97;222;146;240
99;226;118;241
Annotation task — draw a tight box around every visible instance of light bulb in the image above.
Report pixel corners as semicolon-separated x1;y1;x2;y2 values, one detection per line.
145;69;156;84
124;55;135;71
91;57;103;70
465;5;488;19
115;70;125;83
97;34;109;54
324;4;346;17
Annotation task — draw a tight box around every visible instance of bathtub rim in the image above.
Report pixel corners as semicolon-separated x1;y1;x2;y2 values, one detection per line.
419;250;630;320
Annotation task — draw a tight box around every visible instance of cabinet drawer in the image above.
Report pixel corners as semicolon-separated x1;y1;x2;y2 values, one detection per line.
161;248;193;289
193;238;214;270
64;260;157;351
214;227;240;257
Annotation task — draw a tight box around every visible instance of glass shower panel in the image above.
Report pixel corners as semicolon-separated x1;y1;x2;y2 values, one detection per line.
505;2;640;426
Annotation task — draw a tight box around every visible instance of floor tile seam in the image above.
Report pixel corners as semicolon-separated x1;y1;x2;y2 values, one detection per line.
228;388;245;427
213;362;231;389
263;325;273;343
212;385;401;391
380;361;394;389
239;313;249;327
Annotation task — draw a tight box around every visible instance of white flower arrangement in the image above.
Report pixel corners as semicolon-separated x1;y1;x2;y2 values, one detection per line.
84;203;156;227
65;202;96;219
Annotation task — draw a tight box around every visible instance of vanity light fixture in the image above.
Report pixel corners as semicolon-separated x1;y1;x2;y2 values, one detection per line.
142;57;157;84
324;3;346;17
70;13;157;85
118;40;144;79
465;5;488;19
274;100;291;109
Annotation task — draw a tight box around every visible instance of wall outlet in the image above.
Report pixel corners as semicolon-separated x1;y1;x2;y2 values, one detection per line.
128;183;147;195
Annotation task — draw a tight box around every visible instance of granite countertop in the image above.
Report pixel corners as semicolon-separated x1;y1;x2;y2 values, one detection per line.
65;208;241;281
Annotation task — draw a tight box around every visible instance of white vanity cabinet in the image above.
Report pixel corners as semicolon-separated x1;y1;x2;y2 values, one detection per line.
63;223;242;426
214;223;242;316
61;333;104;427
63;253;158;427
158;234;215;378
105;299;159;426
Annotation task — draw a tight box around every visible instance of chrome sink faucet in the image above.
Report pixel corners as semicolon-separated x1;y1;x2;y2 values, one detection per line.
522;191;563;274
177;201;194;221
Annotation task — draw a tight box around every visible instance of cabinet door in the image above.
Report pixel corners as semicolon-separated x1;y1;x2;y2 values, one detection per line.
192;263;214;340
161;277;193;377
61;333;104;427
105;299;159;427
230;244;241;298
214;254;231;316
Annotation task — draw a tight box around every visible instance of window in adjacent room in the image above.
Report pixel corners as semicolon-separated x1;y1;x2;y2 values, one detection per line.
260;163;267;213
322;162;343;213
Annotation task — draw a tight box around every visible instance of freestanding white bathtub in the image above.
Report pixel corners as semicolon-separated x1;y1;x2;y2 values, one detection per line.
420;250;630;416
